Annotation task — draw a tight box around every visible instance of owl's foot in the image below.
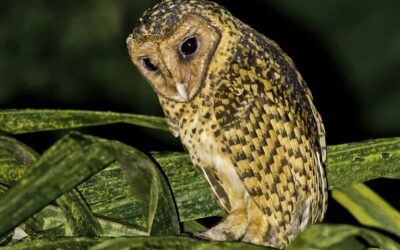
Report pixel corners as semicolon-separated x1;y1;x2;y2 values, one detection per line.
194;207;248;241
194;228;232;241
241;206;268;245
241;202;287;249
242;230;264;245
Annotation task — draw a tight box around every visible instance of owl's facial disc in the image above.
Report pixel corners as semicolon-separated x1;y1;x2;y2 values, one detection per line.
127;15;221;103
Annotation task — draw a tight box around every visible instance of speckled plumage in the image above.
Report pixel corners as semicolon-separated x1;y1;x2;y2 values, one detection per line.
127;0;327;248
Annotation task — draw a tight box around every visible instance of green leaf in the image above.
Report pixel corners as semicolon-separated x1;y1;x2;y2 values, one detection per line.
0;135;104;238
0;132;112;237
288;224;400;250
76;153;180;236
114;143;180;236
0;236;271;250
182;220;208;234
4;136;396;240
0;132;179;238
23;205;70;236
0;135;39;185
0;237;105;250
0;135;39;165
0;110;399;247
326;137;400;190
88;236;270;250
332;183;400;237
56;189;103;237
0;109;169;134
76;162;151;234
151;152;225;221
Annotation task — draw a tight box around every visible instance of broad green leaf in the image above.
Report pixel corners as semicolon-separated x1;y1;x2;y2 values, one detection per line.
0;237;106;250
76;162;151;233
288;224;400;250
0;184;12;246
21;204;149;238
182;220;208;234
0;136;39;165
332;183;400;237
56;189;103;236
0;156;25;186
0;136;39;184
0;136;74;240
384;172;400;179
94;218;150;237
151;152;225;221
0;132;179;238
0;135;102;238
4;136;396;240
326;137;400;190
89;236;271;250
77;154;180;236
0;111;399;247
112;142;180;236
24;205;70;235
0;132;112;237
0;109;169;134
1;236;271;250
0;135;178;239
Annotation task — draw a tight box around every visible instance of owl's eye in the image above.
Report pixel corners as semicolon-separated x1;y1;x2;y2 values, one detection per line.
179;36;198;58
142;57;158;72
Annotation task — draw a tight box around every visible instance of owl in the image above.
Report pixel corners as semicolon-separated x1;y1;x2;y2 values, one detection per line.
126;0;327;248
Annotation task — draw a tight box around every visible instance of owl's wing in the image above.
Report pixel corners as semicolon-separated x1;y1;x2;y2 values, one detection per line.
212;37;326;236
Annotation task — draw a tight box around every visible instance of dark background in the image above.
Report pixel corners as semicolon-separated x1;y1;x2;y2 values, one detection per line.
1;0;399;226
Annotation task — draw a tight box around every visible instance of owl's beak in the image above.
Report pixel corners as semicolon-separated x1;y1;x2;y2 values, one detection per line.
176;82;188;101
176;72;191;101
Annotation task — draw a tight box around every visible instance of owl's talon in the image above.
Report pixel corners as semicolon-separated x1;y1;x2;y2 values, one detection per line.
242;234;263;245
193;232;211;240
193;228;230;241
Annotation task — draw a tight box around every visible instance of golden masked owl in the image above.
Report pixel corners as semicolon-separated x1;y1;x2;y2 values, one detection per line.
126;0;327;248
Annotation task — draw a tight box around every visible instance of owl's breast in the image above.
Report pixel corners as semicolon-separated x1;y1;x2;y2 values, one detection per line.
178;107;249;211
179;110;217;168
170;97;227;170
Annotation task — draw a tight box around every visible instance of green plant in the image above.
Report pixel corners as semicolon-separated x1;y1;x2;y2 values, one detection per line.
0;109;399;249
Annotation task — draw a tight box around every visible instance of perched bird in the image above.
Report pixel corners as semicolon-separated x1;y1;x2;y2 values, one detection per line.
126;0;327;248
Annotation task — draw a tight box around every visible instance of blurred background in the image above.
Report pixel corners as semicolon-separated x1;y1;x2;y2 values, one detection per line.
1;0;399;225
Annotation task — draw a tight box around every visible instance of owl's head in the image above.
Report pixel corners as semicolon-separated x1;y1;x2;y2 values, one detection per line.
126;0;239;103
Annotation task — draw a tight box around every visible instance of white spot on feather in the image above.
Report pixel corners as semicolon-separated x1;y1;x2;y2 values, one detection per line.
212;154;247;210
316;151;327;220
181;119;248;211
300;198;311;231
212;155;224;172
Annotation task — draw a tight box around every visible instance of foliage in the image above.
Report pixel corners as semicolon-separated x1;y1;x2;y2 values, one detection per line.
0;109;399;249
1;1;400;138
